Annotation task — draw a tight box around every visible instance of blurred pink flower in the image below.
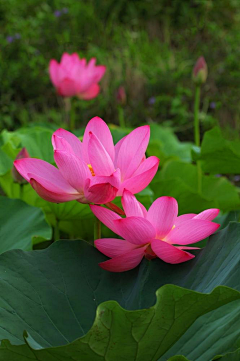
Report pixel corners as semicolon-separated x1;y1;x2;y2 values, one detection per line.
116;86;126;105
14;117;159;204
192;56;208;85
91;190;220;272
12;148;30;184
49;53;106;99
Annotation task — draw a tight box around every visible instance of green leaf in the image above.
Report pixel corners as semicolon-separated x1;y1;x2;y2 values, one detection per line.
0;197;52;253
200;127;240;174
151;161;240;214
0;223;239;360
213;348;240;360
148;124;193;164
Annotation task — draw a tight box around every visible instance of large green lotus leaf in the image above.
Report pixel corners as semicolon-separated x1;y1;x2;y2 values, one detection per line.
151;160;240;214
199;127;240;174
0;286;238;361
0;223;239;361
147;124;193;164
0;197;52;252
213;348;240;360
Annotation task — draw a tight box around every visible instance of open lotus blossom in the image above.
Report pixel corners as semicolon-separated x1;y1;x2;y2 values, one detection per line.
14;117;159;205
90;190;220;272
49;53;106;99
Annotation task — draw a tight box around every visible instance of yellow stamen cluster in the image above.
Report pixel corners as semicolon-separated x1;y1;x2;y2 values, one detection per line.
88;164;95;176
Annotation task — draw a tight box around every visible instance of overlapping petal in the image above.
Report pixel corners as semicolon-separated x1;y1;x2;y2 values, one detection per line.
151;239;195;264
121;189;147;217
193;209;220;221
82;117;115;164
88;132;115;176
99;247;147;272
29;177;80;203
54;150;91;192
114;217;155;245
95;238;137;258
90;205;121;234
166;219;220;245
52;129;82;158
116;126;150;180
117;156;159;195
147;196;178;239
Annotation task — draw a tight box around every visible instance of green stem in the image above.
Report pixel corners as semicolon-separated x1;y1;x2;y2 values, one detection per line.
118;106;126;128
19;184;24;200
194;85;202;193
94;217;101;240
194;86;201;147
54;219;60;242
70;99;76;131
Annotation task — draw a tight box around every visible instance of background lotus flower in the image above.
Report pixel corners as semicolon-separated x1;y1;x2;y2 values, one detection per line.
91;190;220;272
116;86;126;105
12;147;30;184
192;56;208;85
14;117;159;204
49;53;106;99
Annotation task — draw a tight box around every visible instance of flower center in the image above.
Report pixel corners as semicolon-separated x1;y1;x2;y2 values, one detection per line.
88;164;95;176
144;244;157;260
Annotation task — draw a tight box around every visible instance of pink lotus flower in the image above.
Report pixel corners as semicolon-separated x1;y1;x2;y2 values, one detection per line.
90;190;220;272
14;117;159;204
49;53;106;99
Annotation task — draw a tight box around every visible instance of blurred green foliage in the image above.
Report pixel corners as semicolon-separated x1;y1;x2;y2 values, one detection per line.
1;0;240;136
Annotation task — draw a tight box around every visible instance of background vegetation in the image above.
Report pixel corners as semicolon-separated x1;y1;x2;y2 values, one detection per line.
1;0;240;139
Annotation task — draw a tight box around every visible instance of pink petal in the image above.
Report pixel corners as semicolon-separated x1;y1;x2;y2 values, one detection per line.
95;238;137;258
117;156;159;195
166;219;220;245
82;117;115;164
88;133;115;176
78;84;100;100
116;126;150;180
60;53;72;67
193;209;220;221
174;214;196;227
121;189;146;217
90;168;121;190
147;196;178;239
84;176;118;204
151;240;195;264
29;177;81;203
13;158;75;192
58;78;77;97
114;217;155;245
54;150;91;192
52;135;76;155
90;205;121;234
98;247;146;272
49;60;60;87
94;66;106;82
71;53;80;63
52;129;82;158
114;135;127;167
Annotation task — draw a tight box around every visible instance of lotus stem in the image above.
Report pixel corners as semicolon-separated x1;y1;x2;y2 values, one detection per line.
118;106;126;128
194;85;202;193
70;98;76;131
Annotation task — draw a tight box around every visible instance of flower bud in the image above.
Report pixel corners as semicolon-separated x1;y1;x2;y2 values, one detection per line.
192;56;208;85
12;148;30;184
116;86;126;106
